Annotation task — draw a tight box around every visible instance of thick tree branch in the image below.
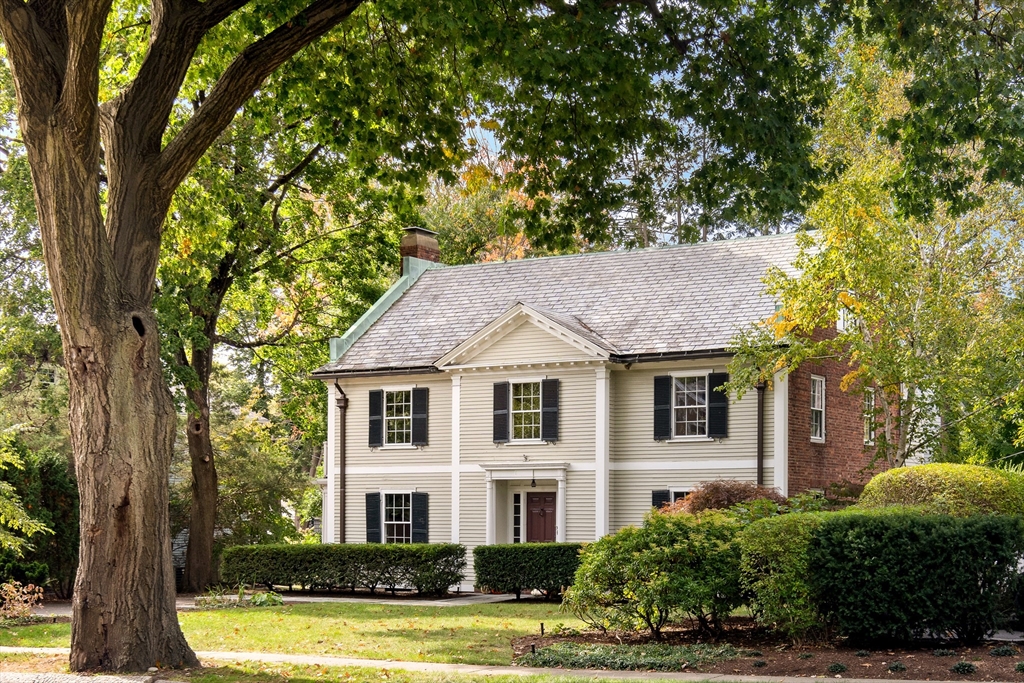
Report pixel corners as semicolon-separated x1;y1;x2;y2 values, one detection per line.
0;1;66;120
59;1;113;158
156;0;364;192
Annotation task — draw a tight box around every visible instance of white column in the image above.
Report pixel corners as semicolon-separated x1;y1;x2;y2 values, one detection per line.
594;366;610;539
324;390;336;543
451;375;461;543
556;474;567;542
773;369;789;497
485;473;495;545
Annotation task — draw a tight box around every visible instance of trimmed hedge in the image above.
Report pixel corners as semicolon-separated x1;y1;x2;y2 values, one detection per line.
473;543;582;599
858;463;1024;516
807;512;1024;643
220;543;466;596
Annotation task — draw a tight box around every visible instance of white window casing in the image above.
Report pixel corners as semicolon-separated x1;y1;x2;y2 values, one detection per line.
811;375;826;443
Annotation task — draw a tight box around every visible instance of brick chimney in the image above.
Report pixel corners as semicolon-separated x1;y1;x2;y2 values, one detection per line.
400;226;440;274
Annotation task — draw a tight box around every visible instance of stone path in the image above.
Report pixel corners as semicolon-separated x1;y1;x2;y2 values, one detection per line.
0;647;1011;683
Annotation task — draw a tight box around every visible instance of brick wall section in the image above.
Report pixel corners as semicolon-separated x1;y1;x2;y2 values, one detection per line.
787;342;887;493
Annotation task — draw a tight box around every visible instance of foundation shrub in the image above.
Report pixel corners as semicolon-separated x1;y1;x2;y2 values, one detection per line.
668;480;785;514
807;512;1024;643
737;512;830;642
564;510;742;638
220;543;466;596
472;542;582;599
858;463;1024;517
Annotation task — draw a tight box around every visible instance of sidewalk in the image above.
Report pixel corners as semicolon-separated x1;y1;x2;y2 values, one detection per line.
33;592;520;617
0;646;1008;683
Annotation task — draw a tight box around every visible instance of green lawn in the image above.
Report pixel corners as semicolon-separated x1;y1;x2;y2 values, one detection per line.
0;602;581;666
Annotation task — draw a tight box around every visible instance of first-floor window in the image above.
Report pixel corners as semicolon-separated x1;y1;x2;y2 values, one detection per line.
674;375;707;437
511;382;542;440
384;493;412;543
864;387;876;445
672;490;689;503
512;493;522;543
810;375;825;442
385;390;412;445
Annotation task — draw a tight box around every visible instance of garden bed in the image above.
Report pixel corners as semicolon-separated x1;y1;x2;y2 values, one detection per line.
511;617;1024;680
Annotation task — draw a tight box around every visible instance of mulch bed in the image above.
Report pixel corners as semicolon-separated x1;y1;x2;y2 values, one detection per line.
511;617;1024;680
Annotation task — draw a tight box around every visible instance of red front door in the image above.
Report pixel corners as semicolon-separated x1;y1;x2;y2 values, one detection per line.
526;492;556;542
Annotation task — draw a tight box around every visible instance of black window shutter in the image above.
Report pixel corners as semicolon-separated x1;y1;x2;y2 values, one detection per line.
493;382;510;443
411;492;429;543
541;378;560;442
653;376;673;441
368;390;383;447
707;372;729;438
411;388;429;446
366;492;381;543
652;490;671;509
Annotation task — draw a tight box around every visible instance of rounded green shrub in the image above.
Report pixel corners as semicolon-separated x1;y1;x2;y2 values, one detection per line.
737;512;830;642
565;510;742;638
888;661;907;672
827;662;847;674
858;463;1024;516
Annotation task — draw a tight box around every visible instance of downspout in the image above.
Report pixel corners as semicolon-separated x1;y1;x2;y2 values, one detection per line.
334;382;348;543
756;381;766;486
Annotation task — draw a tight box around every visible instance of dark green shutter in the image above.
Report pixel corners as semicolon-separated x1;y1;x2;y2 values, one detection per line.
707;372;729;438
366;492;381;543
368;390;383;447
411;492;429;543
493;382;509;443
652;490;671;509
653;376;673;441
411;388;429;446
541;378;560;442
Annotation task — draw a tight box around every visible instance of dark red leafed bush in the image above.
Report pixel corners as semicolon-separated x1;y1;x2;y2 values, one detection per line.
666;480;785;514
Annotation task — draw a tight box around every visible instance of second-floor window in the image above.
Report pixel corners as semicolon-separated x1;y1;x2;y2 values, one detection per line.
811;375;826;442
385;390;412;445
674;375;708;437
511;381;542;440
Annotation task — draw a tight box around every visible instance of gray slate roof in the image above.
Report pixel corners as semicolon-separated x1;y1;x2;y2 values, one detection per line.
315;233;800;374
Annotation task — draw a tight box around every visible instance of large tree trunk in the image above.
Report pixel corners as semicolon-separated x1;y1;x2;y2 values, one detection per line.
183;348;218;593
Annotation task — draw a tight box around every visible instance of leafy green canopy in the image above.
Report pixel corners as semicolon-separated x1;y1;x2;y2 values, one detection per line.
0;432;49;553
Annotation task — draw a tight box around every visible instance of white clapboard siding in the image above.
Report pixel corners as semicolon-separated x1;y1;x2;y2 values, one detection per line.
335;375;453;469
464;319;596;365
344;471;452;544
565;469;596;541
459;367;596;465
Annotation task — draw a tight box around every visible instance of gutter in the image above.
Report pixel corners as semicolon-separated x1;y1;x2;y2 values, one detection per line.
610;349;733;364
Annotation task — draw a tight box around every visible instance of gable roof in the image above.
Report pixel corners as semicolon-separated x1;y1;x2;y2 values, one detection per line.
313;233;800;376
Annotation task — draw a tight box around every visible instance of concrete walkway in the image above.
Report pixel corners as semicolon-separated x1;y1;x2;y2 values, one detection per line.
0;647;1014;683
33;593;521;618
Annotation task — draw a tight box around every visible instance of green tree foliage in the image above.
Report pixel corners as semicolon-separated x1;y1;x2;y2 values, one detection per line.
728;41;1024;466
0;431;49;554
0;436;78;598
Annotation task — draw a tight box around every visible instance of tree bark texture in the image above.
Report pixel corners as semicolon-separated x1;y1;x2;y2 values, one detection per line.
183;370;218;594
0;0;364;671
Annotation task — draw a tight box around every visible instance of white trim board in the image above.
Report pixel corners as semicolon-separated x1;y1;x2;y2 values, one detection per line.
609;459;774;471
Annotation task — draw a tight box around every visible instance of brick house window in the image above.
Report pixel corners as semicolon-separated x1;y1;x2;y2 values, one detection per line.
864;387;876;445
810;375;825;443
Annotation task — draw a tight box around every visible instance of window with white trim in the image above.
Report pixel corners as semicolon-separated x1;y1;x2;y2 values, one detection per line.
810;375;825;442
511;382;542;440
674;375;707;437
864;387;876;445
512;492;522;543
383;492;412;543
384;390;412;445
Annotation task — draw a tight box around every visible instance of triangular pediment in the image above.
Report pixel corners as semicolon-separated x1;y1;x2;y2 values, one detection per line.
435;303;615;368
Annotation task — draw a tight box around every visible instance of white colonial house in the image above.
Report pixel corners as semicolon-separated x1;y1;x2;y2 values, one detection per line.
312;227;875;585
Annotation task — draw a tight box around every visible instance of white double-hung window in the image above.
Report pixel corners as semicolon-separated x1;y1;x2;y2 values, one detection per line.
384;390;412;445
864;387;876;445
383;492;412;543
511;381;542;441
810;375;826;442
674;375;708;437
